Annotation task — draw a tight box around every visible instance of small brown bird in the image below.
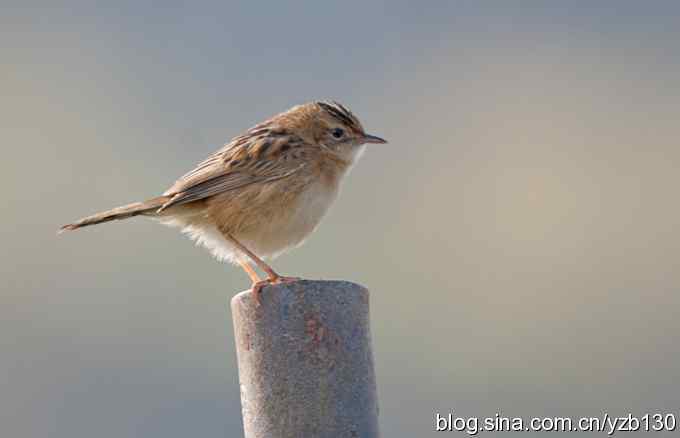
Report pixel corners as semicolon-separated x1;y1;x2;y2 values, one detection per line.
61;101;386;302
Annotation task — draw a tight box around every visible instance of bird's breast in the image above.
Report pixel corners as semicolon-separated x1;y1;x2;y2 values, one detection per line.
283;174;340;236
238;172;341;259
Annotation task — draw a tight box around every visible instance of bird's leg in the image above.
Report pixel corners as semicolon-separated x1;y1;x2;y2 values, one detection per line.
225;233;279;279
224;232;299;304
237;259;267;305
238;259;260;283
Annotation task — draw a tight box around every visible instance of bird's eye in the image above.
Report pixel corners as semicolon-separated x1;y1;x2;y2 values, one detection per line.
331;128;345;139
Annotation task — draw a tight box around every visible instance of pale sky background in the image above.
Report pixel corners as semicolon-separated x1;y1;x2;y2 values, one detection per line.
2;2;680;437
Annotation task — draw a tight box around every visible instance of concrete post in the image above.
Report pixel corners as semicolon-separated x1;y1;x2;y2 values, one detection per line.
230;280;379;438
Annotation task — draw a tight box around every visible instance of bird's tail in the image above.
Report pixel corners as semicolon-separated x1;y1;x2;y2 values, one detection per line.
59;196;169;233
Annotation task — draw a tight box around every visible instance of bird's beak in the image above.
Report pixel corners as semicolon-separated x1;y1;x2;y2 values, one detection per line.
362;134;387;144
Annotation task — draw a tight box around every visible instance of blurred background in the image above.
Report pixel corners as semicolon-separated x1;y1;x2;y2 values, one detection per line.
2;1;680;437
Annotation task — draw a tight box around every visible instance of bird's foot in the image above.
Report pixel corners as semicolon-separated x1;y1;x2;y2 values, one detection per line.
272;275;301;284
250;275;301;306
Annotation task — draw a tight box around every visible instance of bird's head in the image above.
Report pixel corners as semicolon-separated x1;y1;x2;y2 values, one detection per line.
277;101;386;163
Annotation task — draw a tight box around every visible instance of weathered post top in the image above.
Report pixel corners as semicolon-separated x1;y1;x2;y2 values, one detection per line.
231;279;379;438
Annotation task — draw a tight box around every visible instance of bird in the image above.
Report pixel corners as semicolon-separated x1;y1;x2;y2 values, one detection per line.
60;101;386;303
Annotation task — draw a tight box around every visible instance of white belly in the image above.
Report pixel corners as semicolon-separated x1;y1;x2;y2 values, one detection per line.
242;180;339;259
175;179;339;264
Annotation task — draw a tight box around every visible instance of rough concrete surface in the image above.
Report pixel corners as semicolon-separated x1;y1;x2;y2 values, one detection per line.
231;280;379;438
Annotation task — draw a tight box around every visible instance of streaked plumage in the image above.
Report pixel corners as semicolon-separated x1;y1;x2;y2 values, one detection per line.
61;101;386;300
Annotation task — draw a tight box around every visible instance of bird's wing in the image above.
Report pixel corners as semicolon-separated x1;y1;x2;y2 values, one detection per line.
158;127;307;212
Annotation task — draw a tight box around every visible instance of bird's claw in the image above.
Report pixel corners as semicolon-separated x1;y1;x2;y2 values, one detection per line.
250;276;301;306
